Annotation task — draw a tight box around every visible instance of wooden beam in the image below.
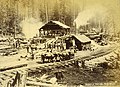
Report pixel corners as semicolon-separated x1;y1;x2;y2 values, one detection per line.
27;81;65;87
26;81;53;87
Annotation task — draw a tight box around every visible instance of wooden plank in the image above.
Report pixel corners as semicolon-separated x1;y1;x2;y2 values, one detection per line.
26;81;53;87
0;78;3;83
9;72;16;77
10;71;17;75
36;67;41;70
0;75;11;81
0;64;27;72
26;69;32;72
29;68;37;71
65;64;69;67
27;69;34;72
0;77;5;81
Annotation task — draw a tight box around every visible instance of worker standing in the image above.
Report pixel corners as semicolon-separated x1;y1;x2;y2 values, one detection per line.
27;40;32;53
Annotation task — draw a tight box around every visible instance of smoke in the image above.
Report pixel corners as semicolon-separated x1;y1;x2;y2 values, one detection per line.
74;5;108;29
20;17;43;39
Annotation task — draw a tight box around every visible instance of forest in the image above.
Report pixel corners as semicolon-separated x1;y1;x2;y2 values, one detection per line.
0;0;120;38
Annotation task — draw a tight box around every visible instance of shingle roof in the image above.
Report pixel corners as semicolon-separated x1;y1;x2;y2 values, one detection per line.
52;21;70;29
72;34;91;43
40;21;70;29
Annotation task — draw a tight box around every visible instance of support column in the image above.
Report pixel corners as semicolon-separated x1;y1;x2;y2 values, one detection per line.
44;30;45;36
74;60;79;68
19;71;27;87
39;29;41;37
81;60;85;68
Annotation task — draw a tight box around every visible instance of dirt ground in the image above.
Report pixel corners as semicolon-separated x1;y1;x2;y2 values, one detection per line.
57;65;120;86
28;61;120;86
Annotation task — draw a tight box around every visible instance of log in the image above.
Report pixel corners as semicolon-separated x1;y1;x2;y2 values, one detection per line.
26;81;53;87
0;64;27;72
27;78;65;87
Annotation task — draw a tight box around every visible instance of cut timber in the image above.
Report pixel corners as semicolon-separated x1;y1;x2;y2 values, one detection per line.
9;52;18;55
27;81;65;87
27;81;53;87
0;64;27;72
0;46;11;50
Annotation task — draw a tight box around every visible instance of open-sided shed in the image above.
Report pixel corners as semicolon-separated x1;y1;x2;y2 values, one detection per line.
39;21;70;37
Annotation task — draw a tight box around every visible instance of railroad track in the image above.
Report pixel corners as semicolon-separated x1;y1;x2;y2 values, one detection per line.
0;44;119;86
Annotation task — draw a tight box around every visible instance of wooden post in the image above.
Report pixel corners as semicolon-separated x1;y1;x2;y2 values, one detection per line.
22;71;27;87
74;60;79;68
81;60;85;68
39;29;41;37
19;71;27;87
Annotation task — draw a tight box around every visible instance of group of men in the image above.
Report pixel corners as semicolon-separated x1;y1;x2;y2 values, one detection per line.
45;41;65;51
41;49;75;63
24;37;76;61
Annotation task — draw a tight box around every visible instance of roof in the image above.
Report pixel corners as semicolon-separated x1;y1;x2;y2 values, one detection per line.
40;21;70;30
89;35;100;39
52;21;70;28
71;34;91;43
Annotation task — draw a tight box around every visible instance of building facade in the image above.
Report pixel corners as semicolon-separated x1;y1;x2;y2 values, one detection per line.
39;21;70;38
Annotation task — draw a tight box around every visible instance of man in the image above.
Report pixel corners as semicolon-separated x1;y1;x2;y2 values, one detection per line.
13;39;17;48
27;40;32;53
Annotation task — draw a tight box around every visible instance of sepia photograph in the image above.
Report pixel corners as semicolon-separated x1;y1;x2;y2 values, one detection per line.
0;0;120;87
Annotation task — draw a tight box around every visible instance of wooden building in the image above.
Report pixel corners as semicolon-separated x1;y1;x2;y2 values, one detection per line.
85;33;103;43
39;21;70;38
66;34;91;50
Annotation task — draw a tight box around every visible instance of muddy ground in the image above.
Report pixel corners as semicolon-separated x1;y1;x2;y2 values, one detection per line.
60;66;120;86
28;63;120;86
